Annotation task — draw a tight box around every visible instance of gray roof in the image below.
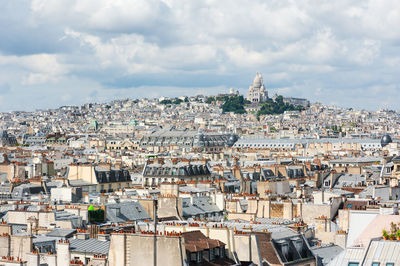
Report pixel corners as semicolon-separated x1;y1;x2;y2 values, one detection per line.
312;245;344;265
363;239;400;265
54;211;83;228
106;201;150;223
143;162;210;177
33;235;58;244
334;174;367;188
192;197;221;213
69;238;110;254
202;218;298;240
140;127;232;147
329;157;381;164
234;137;382;148
328;238;400;265
46;228;76;238
11;224;27;235
179;186;215;194
182;204;203;217
327;247;365;265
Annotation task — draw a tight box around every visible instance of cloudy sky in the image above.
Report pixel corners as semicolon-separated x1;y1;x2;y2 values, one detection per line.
0;0;399;111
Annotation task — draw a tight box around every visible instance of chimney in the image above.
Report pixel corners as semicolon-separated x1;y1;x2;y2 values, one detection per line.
56;240;70;266
98;233;110;241
76;232;90;240
27;252;40;266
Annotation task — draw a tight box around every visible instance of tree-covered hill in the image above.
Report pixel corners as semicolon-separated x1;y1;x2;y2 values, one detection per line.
257;95;305;117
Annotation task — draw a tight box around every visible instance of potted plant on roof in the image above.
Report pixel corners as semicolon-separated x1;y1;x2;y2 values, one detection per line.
390;222;398;234
396;230;400;241
390;233;395;241
382;229;389;240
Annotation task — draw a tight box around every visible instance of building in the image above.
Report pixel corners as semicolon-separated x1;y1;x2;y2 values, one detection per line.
67;163;132;193
328;238;400;265
246;73;268;104
22;134;46;146
182;231;232;265
0;130;17;147
283;97;310;107
233;137;384;155
140;127;236;153
142;159;212;188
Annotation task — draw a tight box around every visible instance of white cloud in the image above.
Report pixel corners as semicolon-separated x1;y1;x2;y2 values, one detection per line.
0;53;68;85
349;39;381;66
0;0;398;111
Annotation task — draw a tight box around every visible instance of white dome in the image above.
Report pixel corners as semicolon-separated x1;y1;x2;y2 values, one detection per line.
252;73;263;87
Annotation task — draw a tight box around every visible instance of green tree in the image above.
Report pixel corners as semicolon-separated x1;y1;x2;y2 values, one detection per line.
222;95;246;114
257;95;305;118
205;97;215;104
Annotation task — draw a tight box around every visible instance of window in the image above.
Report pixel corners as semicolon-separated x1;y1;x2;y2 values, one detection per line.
215;247;220;258
280;243;289;258
386;263;394;266
348;263;359;266
371;263;380;266
210;248;215;260
220;247;225;258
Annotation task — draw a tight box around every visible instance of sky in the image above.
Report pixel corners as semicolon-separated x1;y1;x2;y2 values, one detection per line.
0;0;400;112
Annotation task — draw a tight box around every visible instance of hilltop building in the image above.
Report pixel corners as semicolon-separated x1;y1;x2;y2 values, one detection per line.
246;73;268;104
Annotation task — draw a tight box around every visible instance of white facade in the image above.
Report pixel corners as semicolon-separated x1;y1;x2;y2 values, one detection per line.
246;73;268;104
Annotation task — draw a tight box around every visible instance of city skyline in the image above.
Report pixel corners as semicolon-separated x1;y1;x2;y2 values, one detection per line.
1;2;400;265
1;1;400;112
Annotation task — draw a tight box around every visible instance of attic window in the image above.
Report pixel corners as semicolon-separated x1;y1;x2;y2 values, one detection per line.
136;207;141;212
292;238;303;254
280;242;289;258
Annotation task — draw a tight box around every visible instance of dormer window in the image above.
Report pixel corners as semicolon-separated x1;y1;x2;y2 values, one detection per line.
281;242;289;258
113;207;120;216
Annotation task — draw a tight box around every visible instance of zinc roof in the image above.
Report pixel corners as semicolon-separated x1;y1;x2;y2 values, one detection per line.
69;238;110;254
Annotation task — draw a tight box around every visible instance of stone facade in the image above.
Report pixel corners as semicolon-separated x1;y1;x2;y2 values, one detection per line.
246;73;268;104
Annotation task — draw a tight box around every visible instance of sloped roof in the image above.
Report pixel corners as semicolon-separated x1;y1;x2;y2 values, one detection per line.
256;233;281;265
106;201;150;223
312;245;343;265
69;238;110;254
46;228;76;238
182;230;225;253
192;197;221;213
